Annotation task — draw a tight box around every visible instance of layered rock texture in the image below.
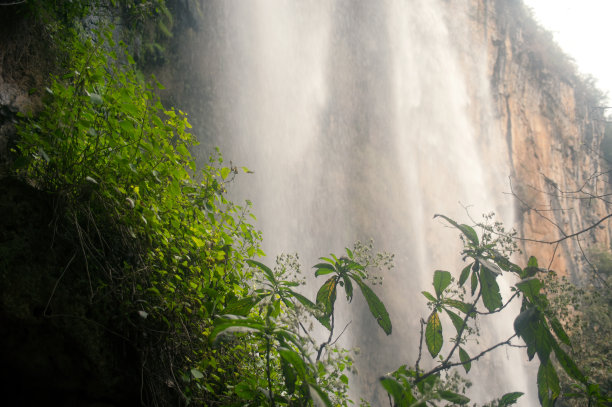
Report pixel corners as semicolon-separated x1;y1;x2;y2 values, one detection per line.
469;0;611;280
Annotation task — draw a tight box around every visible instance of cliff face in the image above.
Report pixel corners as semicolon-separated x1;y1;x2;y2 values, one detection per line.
467;0;611;279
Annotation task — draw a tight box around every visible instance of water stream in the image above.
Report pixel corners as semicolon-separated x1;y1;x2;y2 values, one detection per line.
184;0;536;403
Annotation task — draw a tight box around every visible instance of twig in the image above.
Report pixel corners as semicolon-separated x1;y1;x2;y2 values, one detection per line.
44;252;77;316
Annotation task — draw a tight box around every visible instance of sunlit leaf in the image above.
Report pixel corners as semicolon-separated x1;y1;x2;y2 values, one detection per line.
316;277;338;328
426;311;443;357
190;368;204;379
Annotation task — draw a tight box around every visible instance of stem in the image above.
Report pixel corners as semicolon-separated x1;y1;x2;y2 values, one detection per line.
316;306;335;362
266;335;276;407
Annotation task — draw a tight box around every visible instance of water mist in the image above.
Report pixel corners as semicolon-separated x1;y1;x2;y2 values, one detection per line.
185;0;537;404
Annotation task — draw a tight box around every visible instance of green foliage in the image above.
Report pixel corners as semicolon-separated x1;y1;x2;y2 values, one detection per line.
13;24;265;405
314;249;392;335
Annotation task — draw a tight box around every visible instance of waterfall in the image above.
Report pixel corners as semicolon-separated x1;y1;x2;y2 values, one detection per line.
185;0;537;404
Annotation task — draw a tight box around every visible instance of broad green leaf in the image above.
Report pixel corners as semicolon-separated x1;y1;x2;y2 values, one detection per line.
209;318;266;344
552;342;586;383
354;277;392;335
278;347;307;379
458;264;472;286
308;383;333;407
522;256;539;278
220;166;231;179
235;381;257;400
223;296;261;316
516;277;542;303
316;277;338;326
470;268;478;295
477;256;502;275
314;263;336;276
345;247;353;259
426;311;443;357
443;299;472;314
89;92;103;105
287;289;317;310
342;275;353;302
444;308;465;335
246;259;276;284
459;347;471;373
480;268;502;312
499;392;524;406
433;214;479;245
380;377;413;407
537;359;560;406
421;291;436;302
190;368;204;379
549;317;570;346
280;357;297;395
433;270;452;298
439;390;470;404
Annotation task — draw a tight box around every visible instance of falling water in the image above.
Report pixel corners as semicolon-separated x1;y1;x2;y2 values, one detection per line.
182;0;537;404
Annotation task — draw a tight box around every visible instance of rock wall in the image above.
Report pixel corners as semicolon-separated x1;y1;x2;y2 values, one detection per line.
468;0;611;280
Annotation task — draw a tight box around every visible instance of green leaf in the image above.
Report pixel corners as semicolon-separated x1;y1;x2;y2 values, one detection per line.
342;275;353;302
316;277;338;326
223;296;261;316
220;166;231;179
209;318;266;344
354;277;392;335
480;267;502;312
426;311;443;357
287;289;317;310
477;256;502;275
537;359;560;406
459;347;471;373
235;381;257;400
516;277;542;303
444;308;465;335
499;392;524;406
458;264;472;286
552;342;586;383
443;299;472;314
88;92;103;105
246;259;276;284
279;357;296;394
380;377;413;407
433;270;452;298
278;347;307;379
314;263;336;276
433;214;479;245
514;307;539;360
421;291;436;302
470;268;478;295
549;317;570;346
190;368;204;379
308;383;333;407
439;390;470;404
